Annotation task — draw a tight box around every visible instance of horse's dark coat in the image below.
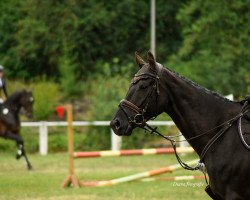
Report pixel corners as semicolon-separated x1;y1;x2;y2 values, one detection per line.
110;52;250;199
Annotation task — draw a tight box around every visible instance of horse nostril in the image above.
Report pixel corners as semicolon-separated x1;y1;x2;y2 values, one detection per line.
114;119;121;129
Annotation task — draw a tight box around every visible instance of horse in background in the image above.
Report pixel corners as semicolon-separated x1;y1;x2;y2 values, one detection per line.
0;90;34;170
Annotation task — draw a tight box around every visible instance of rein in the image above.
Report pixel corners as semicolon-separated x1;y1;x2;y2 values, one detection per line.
118;64;250;179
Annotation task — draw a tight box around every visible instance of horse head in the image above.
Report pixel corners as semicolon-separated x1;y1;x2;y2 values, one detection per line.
5;89;35;119
19;90;34;119
110;51;167;136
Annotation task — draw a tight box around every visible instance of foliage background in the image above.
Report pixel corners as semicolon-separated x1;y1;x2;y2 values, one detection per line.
0;0;249;152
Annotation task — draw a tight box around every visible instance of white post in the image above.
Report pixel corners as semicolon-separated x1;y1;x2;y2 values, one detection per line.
39;121;48;155
179;132;189;148
111;129;122;151
150;0;156;56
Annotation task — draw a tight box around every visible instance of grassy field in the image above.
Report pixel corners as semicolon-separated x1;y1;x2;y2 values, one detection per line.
0;152;210;200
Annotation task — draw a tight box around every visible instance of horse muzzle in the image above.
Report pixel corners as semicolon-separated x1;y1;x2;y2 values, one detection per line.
110;118;133;136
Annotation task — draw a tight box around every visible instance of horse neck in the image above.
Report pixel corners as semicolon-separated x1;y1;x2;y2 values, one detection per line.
5;93;22;112
160;68;241;154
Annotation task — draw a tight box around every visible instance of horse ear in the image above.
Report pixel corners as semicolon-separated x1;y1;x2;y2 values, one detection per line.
135;52;146;68
147;51;156;69
22;89;27;93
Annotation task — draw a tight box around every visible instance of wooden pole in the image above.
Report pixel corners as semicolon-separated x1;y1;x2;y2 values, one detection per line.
81;159;199;187
150;0;156;56
73;147;194;158
61;104;80;188
141;175;204;182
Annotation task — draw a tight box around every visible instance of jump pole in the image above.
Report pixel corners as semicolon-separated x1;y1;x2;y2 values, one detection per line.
74;147;194;158
61;104;80;188
80;159;199;187
141;175;204;182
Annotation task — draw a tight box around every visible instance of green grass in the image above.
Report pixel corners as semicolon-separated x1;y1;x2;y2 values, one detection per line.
0;153;210;200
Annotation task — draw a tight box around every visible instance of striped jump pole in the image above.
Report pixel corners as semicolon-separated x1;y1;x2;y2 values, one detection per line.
74;147;194;158
141;175;204;182
80;159;199;187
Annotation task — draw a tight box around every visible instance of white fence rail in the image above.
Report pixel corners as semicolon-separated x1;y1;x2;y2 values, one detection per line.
21;121;176;155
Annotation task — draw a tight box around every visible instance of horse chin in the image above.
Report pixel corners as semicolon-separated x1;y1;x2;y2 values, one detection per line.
124;125;134;136
113;125;133;136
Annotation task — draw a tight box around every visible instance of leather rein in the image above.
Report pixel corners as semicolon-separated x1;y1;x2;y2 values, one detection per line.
118;64;250;176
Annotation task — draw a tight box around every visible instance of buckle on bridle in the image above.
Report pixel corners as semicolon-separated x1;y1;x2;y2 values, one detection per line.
129;113;145;125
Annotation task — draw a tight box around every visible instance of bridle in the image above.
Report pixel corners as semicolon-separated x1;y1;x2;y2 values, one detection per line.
119;64;163;127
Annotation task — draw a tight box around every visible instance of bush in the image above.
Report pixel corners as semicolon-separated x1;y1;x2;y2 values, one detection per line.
29;81;60;121
88;75;129;120
82;75;129;150
7;80;26;94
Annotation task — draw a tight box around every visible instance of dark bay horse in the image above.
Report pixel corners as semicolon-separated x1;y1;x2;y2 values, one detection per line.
110;51;250;199
0;90;34;170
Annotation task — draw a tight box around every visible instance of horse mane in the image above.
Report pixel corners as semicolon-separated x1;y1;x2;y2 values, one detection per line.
5;90;27;104
163;66;236;103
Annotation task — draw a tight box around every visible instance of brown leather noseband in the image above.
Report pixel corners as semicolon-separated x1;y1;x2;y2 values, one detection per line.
119;65;163;127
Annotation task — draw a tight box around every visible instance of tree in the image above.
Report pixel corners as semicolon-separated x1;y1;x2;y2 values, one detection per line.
0;0;184;80
169;0;250;97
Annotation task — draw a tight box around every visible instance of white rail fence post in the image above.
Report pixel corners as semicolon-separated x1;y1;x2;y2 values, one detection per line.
179;133;189;149
111;129;122;151
39;121;48;155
